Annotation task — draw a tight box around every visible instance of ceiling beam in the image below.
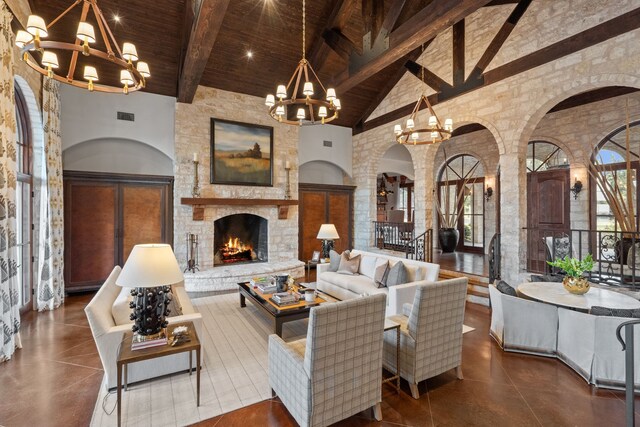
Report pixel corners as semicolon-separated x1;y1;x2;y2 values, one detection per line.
374;0;407;45
322;29;359;60
335;0;493;94
467;0;532;80
177;0;231;103
452;19;465;86
307;0;359;69
404;60;452;93
354;6;640;135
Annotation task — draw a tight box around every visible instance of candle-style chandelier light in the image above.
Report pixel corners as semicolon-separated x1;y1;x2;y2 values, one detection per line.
393;45;452;145
15;0;149;94
265;0;341;126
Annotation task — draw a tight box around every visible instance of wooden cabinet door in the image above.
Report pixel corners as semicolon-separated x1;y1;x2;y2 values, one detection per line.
299;191;327;262
328;192;351;254
121;184;169;264
64;181;118;291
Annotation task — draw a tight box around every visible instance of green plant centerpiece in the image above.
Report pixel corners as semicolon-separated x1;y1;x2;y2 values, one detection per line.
547;254;594;295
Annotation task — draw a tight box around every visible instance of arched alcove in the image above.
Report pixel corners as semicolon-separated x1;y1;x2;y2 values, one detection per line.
377;144;415;179
299;160;353;185
63;138;174;175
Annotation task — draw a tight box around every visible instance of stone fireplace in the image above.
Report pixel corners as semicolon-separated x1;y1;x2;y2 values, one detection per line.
213;214;268;266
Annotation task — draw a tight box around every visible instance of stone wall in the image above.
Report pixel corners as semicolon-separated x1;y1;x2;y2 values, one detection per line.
353;0;640;284
174;86;300;274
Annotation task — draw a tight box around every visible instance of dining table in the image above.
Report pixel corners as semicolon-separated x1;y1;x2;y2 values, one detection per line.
517;281;640;312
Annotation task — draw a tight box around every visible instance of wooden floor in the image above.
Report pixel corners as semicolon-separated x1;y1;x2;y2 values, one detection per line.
1;293;638;426
434;251;490;278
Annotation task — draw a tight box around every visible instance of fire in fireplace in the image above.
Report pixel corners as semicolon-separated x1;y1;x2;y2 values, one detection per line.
214;214;268;266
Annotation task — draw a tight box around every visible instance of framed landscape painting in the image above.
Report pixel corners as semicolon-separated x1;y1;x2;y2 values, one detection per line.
210;118;273;186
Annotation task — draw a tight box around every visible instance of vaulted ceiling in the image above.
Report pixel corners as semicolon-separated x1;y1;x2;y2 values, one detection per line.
25;0;640;131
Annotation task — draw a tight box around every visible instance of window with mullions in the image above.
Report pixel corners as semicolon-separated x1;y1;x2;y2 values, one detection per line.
438;155;485;252
526;141;569;173
592;120;639;233
15;85;32;310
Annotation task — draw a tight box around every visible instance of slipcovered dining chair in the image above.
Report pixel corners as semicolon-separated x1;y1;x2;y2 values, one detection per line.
488;284;558;356
268;293;387;427
382;278;468;399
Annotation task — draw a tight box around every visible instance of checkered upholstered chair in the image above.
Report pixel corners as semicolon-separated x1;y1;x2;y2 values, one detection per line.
382;278;468;399
268;293;387;427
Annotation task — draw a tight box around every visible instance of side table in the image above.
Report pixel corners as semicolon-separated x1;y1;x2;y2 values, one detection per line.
306;260;319;282
116;321;201;427
383;319;401;393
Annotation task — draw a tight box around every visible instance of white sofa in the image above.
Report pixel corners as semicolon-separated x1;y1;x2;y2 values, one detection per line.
557;308;640;390
316;249;440;316
85;266;203;390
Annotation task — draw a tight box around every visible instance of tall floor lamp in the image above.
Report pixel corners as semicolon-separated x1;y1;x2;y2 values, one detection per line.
116;244;184;341
317;224;340;262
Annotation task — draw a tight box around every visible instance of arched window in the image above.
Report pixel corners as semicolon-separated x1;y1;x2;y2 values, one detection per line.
15;84;32;310
438;154;485;252
592;120;640;232
526;141;569;172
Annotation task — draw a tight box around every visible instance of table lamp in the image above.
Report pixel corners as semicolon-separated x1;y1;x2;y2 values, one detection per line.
116;244;184;341
317;224;339;262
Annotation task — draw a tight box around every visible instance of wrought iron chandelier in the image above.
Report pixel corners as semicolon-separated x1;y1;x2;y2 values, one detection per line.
15;0;149;94
393;46;452;145
265;0;340;126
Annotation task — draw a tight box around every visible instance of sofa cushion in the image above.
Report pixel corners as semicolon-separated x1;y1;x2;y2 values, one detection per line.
589;306;640;318
385;261;407;287
112;286;133;325
374;260;389;288
320;272;383;296
328;249;345;272
337;252;361;275
496;280;518;297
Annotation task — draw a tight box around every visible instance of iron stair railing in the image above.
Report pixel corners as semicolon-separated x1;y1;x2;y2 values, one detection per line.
405;229;433;263
616;319;640;427
488;233;501;283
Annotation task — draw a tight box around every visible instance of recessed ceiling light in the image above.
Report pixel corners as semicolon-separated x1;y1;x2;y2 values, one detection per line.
113;14;120;23
246;51;253;58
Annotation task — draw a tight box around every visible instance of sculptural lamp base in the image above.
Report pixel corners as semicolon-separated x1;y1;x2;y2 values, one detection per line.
562;277;590;295
129;285;172;336
320;239;335;261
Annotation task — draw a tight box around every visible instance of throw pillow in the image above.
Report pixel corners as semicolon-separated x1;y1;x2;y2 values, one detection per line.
590;306;640;318
166;288;182;317
337;252;361;275
359;255;378;279
328;249;346;272
374;260;389;288
112;286;133;325
385;261;407;287
627;243;640;270
496;280;518;297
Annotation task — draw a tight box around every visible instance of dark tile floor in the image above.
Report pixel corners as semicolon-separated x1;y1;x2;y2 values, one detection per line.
1;293;638;427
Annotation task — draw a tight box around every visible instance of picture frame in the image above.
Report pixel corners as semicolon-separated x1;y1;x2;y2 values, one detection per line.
311;251;321;262
210;118;274;186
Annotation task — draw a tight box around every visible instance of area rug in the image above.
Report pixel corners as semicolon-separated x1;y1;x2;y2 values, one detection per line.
90;292;475;426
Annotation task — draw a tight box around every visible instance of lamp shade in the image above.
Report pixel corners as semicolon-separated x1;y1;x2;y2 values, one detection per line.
77;22;96;43
303;81;314;96
136;61;151;77
276;84;287;99
296;108;305;120
265;94;275;107
27;15;47;37
326;88;336;101
122;42;138;62
116;244;183;288
120;69;135;85
275;105;285;116
318;106;327;118
317;224;339;240
333;98;341;110
15;30;33;48
83;66;98;81
41;51;59;68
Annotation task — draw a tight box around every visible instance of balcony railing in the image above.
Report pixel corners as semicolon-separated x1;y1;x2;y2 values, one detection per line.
406;229;433;263
524;228;639;288
373;221;415;253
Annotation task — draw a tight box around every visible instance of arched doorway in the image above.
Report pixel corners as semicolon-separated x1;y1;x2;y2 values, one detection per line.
437;154;486;253
526;140;571;270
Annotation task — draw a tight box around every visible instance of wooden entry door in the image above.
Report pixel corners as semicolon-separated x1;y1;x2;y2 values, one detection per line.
527;169;570;270
298;184;355;261
64;171;173;292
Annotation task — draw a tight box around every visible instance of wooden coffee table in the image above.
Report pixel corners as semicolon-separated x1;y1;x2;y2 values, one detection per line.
238;282;334;337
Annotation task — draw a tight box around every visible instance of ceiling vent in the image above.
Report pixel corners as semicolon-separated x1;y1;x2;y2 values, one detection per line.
323;140;332;147
117;111;135;122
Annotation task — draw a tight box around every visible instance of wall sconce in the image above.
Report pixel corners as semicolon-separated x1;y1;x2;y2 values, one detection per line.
570;177;583;200
484;186;493;201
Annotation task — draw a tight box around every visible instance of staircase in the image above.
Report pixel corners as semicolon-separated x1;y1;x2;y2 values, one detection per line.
439;268;490;307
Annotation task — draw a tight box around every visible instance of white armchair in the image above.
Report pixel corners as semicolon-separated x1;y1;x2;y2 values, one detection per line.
382;278;468;399
84;266;203;390
268;293;387;427
489;284;558;356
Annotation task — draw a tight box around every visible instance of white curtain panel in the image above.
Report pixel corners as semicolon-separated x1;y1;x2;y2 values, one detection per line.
0;2;22;362
36;78;64;310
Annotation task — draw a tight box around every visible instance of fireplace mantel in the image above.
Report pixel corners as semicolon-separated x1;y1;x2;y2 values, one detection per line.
181;197;299;220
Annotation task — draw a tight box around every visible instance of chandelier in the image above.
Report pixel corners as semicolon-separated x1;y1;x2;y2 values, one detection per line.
393;47;452;145
265;0;340;126
14;0;149;94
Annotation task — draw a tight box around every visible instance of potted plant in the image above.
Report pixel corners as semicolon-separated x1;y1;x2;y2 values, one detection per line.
547;253;594;295
434;149;479;253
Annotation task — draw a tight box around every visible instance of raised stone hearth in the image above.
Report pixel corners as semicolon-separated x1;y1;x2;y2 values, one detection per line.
183;260;305;292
